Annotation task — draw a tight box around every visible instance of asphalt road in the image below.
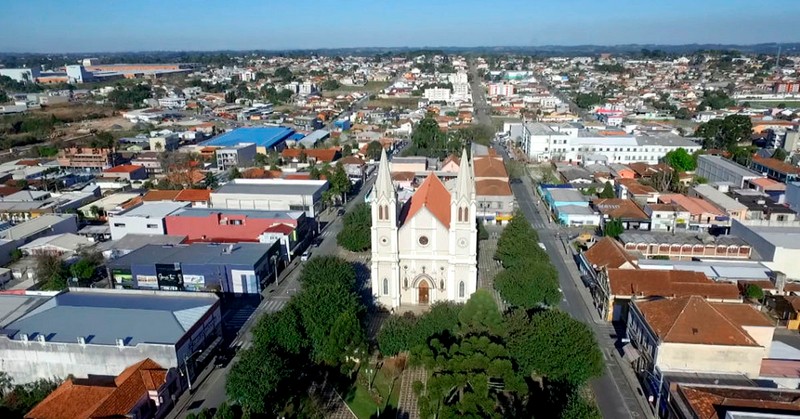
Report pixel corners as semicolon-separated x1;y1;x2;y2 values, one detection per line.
172;174;378;418
467;58;492;127
494;145;646;419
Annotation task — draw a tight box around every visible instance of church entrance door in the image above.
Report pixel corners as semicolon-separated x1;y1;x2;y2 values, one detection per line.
418;280;429;305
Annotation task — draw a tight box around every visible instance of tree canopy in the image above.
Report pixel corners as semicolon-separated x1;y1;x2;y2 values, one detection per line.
663;147;697;172
494;259;561;309
695;114;753;151
365;140;383;161
494;210;540;269
598;181;615;198
603;218;624;238
336;203;371;252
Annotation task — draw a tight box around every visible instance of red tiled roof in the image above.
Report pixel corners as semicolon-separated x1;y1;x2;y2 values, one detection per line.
281;148;339;163
583;237;639;270
592;198;649;220
636;296;760;346
142;190;181;201
608;269;740;300
752;155;800;175
475;179;512;196
402;172;451;228
25;359;168;419
175;189;211;202
676;385;800;419
104;164;144;174
0;186;22;197
263;223;295;234
473;157;508;178
617;178;659;195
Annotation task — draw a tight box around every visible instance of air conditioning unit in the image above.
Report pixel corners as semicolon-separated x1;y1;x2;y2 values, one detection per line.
20;333;28;342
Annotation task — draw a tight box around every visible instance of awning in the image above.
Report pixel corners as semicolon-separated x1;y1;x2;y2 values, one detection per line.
622;343;641;363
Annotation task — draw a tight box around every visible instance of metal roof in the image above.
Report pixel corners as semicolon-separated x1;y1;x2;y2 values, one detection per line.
214;179;328;196
0;214;77;241
170;208;304;220
201;127;295;148
107;242;272;268
2;289;217;345
114;202;189;218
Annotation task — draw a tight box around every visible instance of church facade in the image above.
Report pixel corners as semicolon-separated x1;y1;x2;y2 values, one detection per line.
370;148;478;309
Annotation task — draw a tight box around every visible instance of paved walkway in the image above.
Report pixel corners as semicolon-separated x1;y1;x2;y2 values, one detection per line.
477;227;507;312
396;367;427;419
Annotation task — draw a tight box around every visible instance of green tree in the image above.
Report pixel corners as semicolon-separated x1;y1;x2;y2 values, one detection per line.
69;259;95;283
663;147;697;172
298;256;356;290
477;221;489;241
698;89;735;110
228;166;241;180
0;378;60;419
274;67;293;81
365;140;383;161
406;116;449;158
330;163;351;203
203;172;218;189
744;283;764;301
226;348;289;414
224;90;237;104
561;391;602;419
35;253;68;290
495;259;561;309
574;92;604;109
0;90;8;103
377;302;462;357
603;218;624;238
506;309;603;385
457;289;505;335
213;402;236;419
598;181;615;198
320;79;341;91
336;203;371;252
495;210;540;268
772;148;789;162
674;107;692;120
695;114;753;150
252;305;308;355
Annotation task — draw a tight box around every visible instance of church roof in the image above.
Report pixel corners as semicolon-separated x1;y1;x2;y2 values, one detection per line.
402;172;451;228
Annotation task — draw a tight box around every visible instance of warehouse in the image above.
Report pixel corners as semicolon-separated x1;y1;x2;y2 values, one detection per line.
201;126;295;154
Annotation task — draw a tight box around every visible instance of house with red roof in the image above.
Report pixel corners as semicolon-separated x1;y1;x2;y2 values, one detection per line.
25;359;179;419
103;164;148;181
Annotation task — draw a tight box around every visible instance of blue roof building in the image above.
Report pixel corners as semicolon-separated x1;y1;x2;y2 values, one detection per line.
201;127;295;153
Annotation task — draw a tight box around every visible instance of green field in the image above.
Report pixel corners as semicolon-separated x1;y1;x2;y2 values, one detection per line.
743;101;800;108
345;361;403;419
367;97;420;109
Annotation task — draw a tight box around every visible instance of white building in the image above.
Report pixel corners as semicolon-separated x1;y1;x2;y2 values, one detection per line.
514;122;701;164
731;219;800;280
488;83;515;97
448;72;468;84
424;88;451;102
452;83;470;100
696;155;764;189
108;202;189;240
0;68;40;83
210;179;329;218
371;149;477;309
215;143;257;171
158;96;187;109
299;82;316;96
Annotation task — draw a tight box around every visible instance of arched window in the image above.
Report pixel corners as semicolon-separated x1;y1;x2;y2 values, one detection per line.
459;281;465;298
458;207;463;222
383;278;389;295
383;205;389;220
461;207;469;222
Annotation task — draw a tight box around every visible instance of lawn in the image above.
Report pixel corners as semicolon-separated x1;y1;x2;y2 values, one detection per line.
345;358;404;419
367;97;420;109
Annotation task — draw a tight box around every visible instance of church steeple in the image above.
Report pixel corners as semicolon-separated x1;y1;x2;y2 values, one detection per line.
375;148;395;202
453;148;474;204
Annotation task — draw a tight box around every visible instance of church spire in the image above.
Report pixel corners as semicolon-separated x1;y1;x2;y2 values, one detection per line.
453;147;474;203
375;147;395;201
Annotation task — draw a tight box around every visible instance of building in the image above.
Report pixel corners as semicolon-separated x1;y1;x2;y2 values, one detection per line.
619;231;752;260
731;219;800;280
688;184;748;223
371;149;477;309
515;122;701;163
165;208;308;256
0;288;220;385
659;194;728;232
25;358;179;419
149;134;180;152
668;384;800;419
108;202;189;240
215;142;257;171
57;147;115;171
593;198;651;231
787;182;800;213
102;164;148;181
19;233;94;257
107;242;281;294
751;155;800;183
488;83;515;97
696;155;764;188
473;153;515;224
578;237;640;301
210;178;328;218
597;268;741;321
644;203;691;232
0;67;41;83
616;178;659;205
626;296;774;378
0;214;79;265
424;88;451;102
201;127;294;155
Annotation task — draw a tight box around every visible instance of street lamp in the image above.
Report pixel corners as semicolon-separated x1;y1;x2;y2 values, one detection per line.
183;348;204;392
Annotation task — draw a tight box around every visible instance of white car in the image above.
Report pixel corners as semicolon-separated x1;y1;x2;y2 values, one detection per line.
538;242;546;252
300;251;311;261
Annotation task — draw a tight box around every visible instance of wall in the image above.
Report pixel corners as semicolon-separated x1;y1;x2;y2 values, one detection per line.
109;215;167;240
211;192;323;218
0;338;178;384
656;342;765;378
397;207;451;305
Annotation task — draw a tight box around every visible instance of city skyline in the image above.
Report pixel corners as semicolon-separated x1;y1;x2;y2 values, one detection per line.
1;0;799;53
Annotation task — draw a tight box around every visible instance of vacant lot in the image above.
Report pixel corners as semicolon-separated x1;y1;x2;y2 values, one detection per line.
367;97;420;109
323;81;390;98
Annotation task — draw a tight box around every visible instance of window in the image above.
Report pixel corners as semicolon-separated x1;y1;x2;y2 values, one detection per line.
383;278;389;295
418;236;429;246
146;224;158;229
113;223;126;228
457;207;463;222
231;219;243;226
459;281;465;298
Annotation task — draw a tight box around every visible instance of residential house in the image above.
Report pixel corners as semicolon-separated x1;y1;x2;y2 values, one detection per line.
25;359;179;419
593;198;652;231
644;203;691;232
667;384;800;419
108;202;189;240
688;184;748;224
659;194;727;232
102;164;148;181
616;178;660;205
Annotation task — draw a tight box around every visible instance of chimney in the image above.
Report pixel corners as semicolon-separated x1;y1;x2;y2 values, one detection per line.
77;336;86;345
774;271;787;295
116;338;125;347
36;335;46;343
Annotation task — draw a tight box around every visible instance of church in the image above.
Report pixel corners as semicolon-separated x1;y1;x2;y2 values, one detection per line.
370;148;478;309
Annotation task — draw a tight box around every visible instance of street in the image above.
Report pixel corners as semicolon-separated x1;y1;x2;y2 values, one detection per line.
170;173;377;418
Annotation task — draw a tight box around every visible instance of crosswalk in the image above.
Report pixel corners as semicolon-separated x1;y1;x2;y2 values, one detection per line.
261;299;287;314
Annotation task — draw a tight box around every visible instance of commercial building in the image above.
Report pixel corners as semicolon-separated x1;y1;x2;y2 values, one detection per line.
423;88;451;102
149;134;180;152
201;127;294;155
210;178;328;218
731;219;800;280
751;155;800;183
515;122;701;163
108;202;189;240
696;155;764;188
626;296;773;378
0;67;40;83
668;384;800;419
688;184;748;223
0;288;221;385
618;231;752;260
787;181;800;213
57;147;115;171
102;164;148;181
488;83;515;97
215;142;257;171
0;214;79;265
107;242;281;294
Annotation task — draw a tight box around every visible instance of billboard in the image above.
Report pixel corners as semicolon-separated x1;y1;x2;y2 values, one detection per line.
112;269;134;289
183;274;205;292
137;274;158;289
156;264;184;291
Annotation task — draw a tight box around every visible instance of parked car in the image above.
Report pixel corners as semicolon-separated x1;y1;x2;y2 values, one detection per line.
214;351;232;368
301;250;311;261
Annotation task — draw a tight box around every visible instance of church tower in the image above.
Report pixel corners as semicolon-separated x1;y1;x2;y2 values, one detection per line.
448;148;478;301
371;148;400;308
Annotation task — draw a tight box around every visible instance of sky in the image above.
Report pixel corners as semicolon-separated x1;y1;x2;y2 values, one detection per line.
1;0;798;53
